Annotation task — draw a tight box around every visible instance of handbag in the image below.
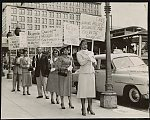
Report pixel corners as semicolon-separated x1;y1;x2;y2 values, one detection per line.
28;66;34;71
58;68;68;77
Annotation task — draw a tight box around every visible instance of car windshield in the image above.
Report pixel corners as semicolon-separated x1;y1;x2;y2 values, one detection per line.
113;56;146;69
113;57;134;69
129;56;145;66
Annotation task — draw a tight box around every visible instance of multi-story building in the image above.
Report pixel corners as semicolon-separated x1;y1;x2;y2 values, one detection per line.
2;2;102;37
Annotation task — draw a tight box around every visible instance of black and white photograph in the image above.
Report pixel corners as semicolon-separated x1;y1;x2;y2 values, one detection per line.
1;2;149;119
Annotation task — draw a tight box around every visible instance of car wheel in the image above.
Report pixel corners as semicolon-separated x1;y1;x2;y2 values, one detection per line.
127;87;141;103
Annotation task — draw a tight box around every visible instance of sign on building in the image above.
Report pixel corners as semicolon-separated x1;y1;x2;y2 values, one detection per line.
40;28;63;47
19;32;27;48
64;22;79;46
8;36;20;50
80;13;106;41
27;30;41;48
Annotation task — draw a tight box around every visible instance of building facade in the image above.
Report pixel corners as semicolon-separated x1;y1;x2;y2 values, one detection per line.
2;2;102;37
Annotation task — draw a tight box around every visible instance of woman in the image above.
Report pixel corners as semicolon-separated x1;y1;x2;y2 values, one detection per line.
20;49;32;95
76;40;97;116
46;48;60;104
57;46;74;109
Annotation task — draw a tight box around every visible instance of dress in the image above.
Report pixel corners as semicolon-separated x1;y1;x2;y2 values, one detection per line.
57;55;72;96
76;49;96;98
46;57;59;94
20;56;32;87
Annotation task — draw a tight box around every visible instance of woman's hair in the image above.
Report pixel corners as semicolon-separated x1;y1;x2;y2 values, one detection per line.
23;49;28;54
60;46;68;55
79;40;87;47
52;48;60;56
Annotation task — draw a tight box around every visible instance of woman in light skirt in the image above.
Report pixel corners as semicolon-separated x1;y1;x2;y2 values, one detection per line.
20;49;32;95
76;40;97;116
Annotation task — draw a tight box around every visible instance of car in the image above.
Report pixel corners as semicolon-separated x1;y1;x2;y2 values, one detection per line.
72;52;149;104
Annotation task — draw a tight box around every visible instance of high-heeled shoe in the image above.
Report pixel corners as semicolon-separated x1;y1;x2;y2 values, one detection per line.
69;103;74;109
51;99;55;104
87;107;95;115
56;98;59;104
27;91;31;95
81;108;86;116
61;103;65;109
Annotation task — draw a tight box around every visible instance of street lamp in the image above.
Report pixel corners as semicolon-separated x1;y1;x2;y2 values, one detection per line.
100;2;117;108
7;26;13;79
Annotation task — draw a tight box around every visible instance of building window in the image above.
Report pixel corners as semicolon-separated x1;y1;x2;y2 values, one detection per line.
56;12;61;18
35;10;40;16
27;24;32;30
76;8;80;13
49;19;54;25
42;3;47;9
19;23;25;29
63;20;68;23
19;16;25;22
76;15;80;20
11;8;17;14
63;13;68;19
11;23;17;29
42;18;47;24
56;20;61;25
27;9;32;15
94;10;98;15
35;25;40;30
27;17;32;23
76;21;80;25
70;14;74;20
49;26;54;28
35;17;40;23
42;25;47;29
11;15;17;21
35;3;40;8
49;12;54;18
19;9;25;15
42;11;47;17
70;21;74;24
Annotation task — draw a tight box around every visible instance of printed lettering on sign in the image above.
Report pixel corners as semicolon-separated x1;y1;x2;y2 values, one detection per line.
80;13;106;41
8;36;20;50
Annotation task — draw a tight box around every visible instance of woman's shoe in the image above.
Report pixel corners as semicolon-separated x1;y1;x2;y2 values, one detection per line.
56;98;59;104
27;91;31;95
69;103;74;109
61;103;65;109
23;91;26;95
51;99;55;104
81;108;86;116
87;107;95;115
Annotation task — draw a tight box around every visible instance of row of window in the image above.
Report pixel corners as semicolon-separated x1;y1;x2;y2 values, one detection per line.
11;7;99;16
11;21;80;30
11;14;81;23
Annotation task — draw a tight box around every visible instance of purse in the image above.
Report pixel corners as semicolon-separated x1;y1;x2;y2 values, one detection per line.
28;66;34;71
58;68;68;77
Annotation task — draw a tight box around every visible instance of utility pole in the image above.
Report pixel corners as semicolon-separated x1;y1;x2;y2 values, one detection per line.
100;2;117;108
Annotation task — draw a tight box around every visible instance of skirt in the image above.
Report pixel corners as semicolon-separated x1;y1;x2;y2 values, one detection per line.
58;72;72;96
77;73;96;98
22;71;32;87
46;71;59;94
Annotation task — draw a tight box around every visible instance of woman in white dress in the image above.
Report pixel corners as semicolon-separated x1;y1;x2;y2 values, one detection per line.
76;40;97;116
20;49;32;95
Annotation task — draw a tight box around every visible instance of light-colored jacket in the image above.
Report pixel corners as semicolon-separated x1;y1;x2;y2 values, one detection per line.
20;57;31;73
77;50;96;74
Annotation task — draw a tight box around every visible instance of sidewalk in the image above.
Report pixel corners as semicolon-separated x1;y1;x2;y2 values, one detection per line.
1;70;149;119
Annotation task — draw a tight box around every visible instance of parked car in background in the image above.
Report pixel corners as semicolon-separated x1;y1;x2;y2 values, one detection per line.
72;53;149;104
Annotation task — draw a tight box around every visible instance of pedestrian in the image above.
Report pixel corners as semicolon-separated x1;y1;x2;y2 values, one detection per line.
11;51;22;92
20;49;32;95
32;47;49;99
57;46;74;109
46;48;60;104
76;40;97;116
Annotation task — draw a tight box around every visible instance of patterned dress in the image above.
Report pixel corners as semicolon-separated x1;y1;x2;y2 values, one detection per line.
46;57;59;94
57;55;72;96
20;57;32;87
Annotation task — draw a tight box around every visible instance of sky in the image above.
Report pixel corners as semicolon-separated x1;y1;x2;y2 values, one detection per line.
101;2;148;30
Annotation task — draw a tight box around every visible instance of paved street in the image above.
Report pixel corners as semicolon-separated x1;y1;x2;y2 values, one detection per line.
1;70;149;119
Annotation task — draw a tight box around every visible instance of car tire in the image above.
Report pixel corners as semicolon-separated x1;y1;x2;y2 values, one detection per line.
126;87;141;104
